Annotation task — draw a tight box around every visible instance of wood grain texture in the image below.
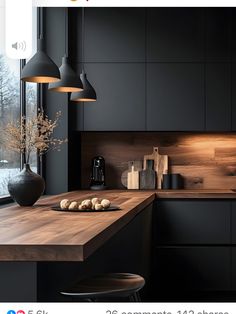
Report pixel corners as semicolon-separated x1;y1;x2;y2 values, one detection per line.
157;154;168;188
1;189;236;262
143;147;160;170
0;190;155;262
81;132;236;190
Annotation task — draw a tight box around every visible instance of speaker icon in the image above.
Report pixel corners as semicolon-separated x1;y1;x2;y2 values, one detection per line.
12;41;26;51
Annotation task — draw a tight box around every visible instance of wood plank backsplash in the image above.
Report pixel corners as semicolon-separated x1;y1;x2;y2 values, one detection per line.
80;132;236;189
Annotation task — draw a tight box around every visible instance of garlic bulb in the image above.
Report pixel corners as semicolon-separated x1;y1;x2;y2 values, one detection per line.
69;201;78;209
101;199;111;209
60;199;71;209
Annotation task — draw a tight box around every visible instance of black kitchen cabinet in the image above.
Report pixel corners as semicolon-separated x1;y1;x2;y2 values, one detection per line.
154;247;231;292
154;200;231;245
231;64;236;131
231;248;236;290
147;8;204;62
231;201;236;244
152;199;233;300
70;8;235;132
83;8;145;63
231;9;236;63
147;63;204;131
205;8;231;62
83;63;146;131
206;63;231;131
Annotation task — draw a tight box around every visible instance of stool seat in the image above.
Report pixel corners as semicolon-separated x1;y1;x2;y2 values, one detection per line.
61;273;145;299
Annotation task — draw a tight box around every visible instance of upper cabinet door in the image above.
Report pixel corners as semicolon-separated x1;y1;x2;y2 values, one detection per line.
147;8;204;62
83;8;145;63
83;63;146;131
147;63;204;131
205;8;231;62
206;63;231;131
232;9;236;63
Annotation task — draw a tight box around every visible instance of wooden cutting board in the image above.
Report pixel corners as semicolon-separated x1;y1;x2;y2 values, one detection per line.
127;164;139;189
143;147;168;189
157;154;168;189
139;160;156;189
121;161;142;188
143;147;160;170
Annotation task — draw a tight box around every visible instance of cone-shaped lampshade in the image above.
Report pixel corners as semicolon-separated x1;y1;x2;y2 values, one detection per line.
21;38;61;83
48;56;83;92
70;70;96;102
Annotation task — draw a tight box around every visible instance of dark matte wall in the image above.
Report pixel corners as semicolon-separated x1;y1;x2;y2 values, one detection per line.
44;8;69;194
44;8;82;194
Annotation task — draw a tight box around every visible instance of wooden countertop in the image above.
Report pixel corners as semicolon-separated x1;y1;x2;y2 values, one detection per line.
0;191;155;262
1;189;236;262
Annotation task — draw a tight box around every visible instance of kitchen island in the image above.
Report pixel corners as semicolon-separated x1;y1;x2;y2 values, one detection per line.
0;190;155;301
2;189;236;261
0;190;155;261
1;189;236;301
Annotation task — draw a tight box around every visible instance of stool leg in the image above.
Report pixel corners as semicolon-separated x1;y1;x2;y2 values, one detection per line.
133;292;141;302
129;295;135;302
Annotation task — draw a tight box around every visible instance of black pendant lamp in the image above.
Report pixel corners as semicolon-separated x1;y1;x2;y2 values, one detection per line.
71;8;96;102
48;9;83;92
21;8;60;83
71;69;96;101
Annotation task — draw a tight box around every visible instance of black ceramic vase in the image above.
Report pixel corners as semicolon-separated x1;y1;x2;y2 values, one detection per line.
8;164;45;206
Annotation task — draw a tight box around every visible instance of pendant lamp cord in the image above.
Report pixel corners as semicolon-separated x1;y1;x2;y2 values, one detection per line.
37;8;40;39
82;7;85;72
40;7;43;39
65;8;68;57
38;7;43;112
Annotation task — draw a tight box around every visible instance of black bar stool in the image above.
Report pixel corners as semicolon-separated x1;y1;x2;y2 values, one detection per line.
60;273;145;302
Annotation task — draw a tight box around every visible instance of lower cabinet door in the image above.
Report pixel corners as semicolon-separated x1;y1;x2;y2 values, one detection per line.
154;200;231;245
231;248;236;291
153;247;231;293
231;201;236;244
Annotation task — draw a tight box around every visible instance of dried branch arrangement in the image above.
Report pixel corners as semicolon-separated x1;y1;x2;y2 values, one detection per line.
0;110;67;164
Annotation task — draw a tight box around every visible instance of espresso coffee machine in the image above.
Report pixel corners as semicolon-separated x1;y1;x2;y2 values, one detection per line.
90;156;107;190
